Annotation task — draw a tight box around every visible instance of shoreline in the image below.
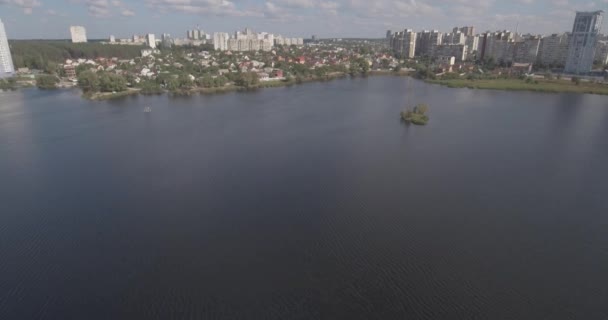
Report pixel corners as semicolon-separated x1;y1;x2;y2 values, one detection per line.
427;78;608;96
12;72;607;100
85;71;411;100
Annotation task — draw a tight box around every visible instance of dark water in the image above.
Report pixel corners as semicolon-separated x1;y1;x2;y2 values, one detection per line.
1;77;608;319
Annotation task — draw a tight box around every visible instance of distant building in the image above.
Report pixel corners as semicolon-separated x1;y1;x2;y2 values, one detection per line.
161;33;172;48
416;30;442;57
0;18;15;78
481;31;515;62
595;40;608;65
391;29;416;58
565;10;604;74
538;33;570;67
453;26;475;37
443;32;465;45
274;36;304;46
70;26;87;43
186;29;206;40
141;48;160;57
513;36;541;63
64;65;76;79
109;35;115;43
146;34;156;48
434;44;468;62
213;32;230;51
465;35;480;60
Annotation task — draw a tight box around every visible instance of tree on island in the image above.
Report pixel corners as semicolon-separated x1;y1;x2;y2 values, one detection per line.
401;104;430;125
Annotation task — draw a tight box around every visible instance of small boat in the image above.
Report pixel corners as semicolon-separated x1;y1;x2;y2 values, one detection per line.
144;106;151;113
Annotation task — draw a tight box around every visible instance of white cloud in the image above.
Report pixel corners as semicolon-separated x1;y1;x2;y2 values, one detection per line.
145;0;261;17
0;0;41;14
121;8;135;16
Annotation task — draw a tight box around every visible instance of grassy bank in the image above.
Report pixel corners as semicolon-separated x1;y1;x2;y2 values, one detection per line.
85;88;141;100
369;70;411;76
428;78;608;95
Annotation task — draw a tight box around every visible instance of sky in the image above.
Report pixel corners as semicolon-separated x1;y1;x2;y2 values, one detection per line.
0;0;607;39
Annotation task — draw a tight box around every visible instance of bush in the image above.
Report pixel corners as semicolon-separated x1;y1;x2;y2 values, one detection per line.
401;103;430;125
36;74;59;89
0;77;17;90
571;76;581;85
98;73;128;92
77;70;100;92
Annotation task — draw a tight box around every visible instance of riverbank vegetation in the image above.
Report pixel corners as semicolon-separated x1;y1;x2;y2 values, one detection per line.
0;77;18;91
36;75;59;89
428;77;608;95
401;104;429;125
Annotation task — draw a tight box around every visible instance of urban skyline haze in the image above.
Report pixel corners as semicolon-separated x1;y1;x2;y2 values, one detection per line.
1;0;607;39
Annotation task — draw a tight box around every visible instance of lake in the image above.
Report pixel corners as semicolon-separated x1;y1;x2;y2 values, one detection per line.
1;77;607;319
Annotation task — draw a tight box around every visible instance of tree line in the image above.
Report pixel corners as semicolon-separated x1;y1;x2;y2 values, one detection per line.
8;40;144;71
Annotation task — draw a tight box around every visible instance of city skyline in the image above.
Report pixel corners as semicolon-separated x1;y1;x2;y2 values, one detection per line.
1;0;607;39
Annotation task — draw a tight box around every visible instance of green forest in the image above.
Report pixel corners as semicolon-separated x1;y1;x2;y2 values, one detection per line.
8;40;145;71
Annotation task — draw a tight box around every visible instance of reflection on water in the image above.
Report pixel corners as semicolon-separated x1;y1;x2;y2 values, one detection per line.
1;78;608;319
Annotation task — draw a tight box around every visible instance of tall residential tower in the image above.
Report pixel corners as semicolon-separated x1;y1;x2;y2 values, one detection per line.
564;11;603;74
0;18;15;78
70;26;87;43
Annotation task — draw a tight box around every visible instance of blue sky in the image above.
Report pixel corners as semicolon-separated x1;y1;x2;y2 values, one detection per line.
1;0;607;39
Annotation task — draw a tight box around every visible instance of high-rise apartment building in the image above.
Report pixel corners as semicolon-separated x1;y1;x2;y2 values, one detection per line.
537;33;570;66
0;19;15;78
453;26;475;37
513;36;541;63
480;31;514;61
565;10;603;74
392;29;416;58
434;44;468;61
145;34;156;48
415;30;442;57
465;35;480;60
594;40;608;64
70;26;87;43
213;32;230;51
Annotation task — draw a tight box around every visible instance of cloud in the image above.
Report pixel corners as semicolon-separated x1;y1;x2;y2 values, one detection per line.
121;8;135;16
65;0;136;17
145;0;261;17
0;0;41;14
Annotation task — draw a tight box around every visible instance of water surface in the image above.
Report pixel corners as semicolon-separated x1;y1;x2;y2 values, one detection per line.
1;77;607;319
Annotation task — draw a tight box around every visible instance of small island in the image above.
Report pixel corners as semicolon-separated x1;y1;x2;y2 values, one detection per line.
401;104;429;125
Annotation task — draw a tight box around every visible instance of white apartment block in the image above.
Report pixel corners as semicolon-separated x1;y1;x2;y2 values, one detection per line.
416;30;442;57
70;26;87;43
434;44;468;62
274;36;304;46
392;29;416;58
513;37;541;63
146;34;156;48
465;35;480;60
537;33;570;66
227;39;273;52
443;32;466;45
0;19;15;78
482;31;515;62
565;10;604;74
213;32;229;51
594;40;608;64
